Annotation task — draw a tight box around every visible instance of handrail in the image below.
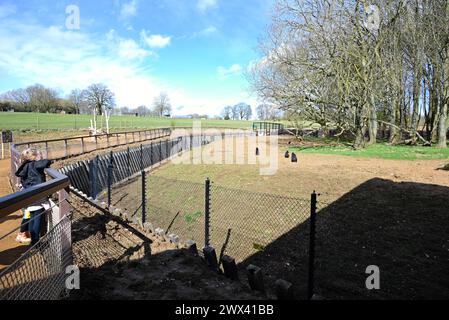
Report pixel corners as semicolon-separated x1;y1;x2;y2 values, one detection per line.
13;127;171;147
0;168;69;218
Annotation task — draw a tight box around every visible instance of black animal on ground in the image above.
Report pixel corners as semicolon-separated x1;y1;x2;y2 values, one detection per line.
291;153;298;163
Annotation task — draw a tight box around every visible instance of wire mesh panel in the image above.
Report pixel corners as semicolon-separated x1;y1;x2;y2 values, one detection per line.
145;175;205;246
0;215;72;300
210;185;310;264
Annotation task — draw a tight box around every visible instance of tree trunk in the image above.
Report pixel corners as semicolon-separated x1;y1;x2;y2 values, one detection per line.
353;106;366;149
411;68;421;143
389;97;401;144
437;102;448;148
368;109;377;145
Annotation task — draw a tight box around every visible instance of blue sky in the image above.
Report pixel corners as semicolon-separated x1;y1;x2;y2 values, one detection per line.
0;0;274;116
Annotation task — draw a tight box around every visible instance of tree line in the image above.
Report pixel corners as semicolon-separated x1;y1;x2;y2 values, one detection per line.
250;0;449;148
220;103;284;121
0;83;172;118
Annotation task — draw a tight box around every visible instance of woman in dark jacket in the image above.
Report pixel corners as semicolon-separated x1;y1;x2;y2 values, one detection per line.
15;148;51;245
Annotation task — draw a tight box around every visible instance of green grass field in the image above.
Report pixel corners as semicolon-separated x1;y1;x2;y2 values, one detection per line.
290;142;449;160
0;112;252;132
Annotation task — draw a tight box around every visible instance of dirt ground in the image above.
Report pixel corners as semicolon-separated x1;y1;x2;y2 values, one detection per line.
68;197;265;300
2;134;449;299
104;136;449;299
148;136;449;203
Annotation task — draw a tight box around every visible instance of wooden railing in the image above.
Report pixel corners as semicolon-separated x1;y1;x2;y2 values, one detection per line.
12;127;171;162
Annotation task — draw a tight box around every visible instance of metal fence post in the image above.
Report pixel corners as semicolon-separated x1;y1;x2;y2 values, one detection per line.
90;156;99;200
107;151;113;208
308;191;317;300
159;140;162;161
140;144;143;171
141;170;146;225
205;177;211;247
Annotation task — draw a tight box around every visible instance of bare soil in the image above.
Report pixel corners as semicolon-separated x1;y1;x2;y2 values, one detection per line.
68;197;265;300
104;136;449;299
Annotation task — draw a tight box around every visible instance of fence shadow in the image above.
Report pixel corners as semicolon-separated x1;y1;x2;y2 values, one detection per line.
68;205;263;300
241;178;449;300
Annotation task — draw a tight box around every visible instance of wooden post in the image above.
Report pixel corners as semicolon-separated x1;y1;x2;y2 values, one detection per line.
81;137;85;154
58;188;70;221
64;139;68;158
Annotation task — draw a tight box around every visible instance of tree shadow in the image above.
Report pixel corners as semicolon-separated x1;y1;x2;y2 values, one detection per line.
241;178;449;300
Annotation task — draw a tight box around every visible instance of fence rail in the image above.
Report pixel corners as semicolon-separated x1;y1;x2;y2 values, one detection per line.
61;129;320;299
60;133;219;199
10;128;171;172
1;151;72;300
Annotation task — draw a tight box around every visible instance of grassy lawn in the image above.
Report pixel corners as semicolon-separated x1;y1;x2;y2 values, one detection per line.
290;142;449;161
0;112;252;132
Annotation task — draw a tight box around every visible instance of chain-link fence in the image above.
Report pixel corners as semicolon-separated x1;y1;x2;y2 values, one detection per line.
145;175;205;244
209;184;310;263
0;213;72;300
105;170;317;298
61;130;325;299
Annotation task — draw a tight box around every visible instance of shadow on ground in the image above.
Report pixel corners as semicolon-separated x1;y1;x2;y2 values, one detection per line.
68;199;264;300
242;178;449;300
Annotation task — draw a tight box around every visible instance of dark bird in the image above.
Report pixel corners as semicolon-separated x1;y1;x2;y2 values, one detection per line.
256;147;259;156
291;152;298;163
285;151;290;158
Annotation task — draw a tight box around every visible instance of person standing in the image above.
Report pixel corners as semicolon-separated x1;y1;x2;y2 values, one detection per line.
15;148;51;245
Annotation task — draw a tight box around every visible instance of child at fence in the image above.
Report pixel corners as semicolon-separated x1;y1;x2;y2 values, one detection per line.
15;148;52;245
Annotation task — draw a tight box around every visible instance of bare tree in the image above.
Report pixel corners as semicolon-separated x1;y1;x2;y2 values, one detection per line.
83;84;115;116
249;0;449;148
136;105;150;116
83;83;115;133
0;88;30;111
221;106;233;120
68;89;87;114
152;92;172;117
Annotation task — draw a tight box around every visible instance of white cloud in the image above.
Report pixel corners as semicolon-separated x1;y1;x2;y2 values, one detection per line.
169;88;259;118
197;0;217;12
140;30;171;48
118;39;153;59
106;29;154;60
193;26;218;38
0;17;258;117
217;64;242;79
0;3;16;18
119;0;138;20
0;21;162;108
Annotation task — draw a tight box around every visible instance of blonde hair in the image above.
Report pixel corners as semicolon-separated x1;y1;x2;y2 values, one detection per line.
20;148;41;162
